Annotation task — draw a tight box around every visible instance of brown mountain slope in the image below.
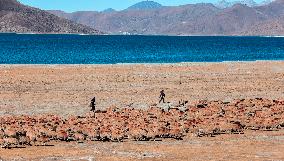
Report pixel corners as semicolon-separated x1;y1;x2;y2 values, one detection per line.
241;0;284;35
255;0;284;17
211;4;268;35
241;17;284;35
0;0;101;34
49;3;222;35
48;0;284;35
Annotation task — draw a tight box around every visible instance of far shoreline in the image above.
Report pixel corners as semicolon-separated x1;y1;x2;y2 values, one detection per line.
0;60;283;68
1;33;284;37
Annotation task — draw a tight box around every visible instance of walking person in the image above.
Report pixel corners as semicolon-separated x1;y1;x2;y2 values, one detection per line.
159;90;166;103
90;96;96;117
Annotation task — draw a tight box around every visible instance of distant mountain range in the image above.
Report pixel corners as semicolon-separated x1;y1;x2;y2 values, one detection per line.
102;8;116;13
0;0;101;34
215;0;276;8
126;1;163;10
48;0;284;36
1;0;284;35
216;0;257;8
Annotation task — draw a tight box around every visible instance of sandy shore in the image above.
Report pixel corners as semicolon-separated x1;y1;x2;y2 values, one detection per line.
0;61;284;116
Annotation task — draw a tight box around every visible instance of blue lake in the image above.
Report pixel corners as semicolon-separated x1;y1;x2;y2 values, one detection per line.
0;34;284;64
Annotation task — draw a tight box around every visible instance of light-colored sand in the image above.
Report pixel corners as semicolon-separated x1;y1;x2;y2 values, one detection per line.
0;61;284;116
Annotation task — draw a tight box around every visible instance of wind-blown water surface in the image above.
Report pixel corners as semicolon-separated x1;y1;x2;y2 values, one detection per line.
0;34;284;64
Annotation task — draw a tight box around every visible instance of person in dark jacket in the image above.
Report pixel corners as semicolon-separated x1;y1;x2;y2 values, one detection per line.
90;96;96;112
159;90;165;103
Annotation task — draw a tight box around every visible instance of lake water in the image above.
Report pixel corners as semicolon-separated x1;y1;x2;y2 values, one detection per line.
0;34;284;64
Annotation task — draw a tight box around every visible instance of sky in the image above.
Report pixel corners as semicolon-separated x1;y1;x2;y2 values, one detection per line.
18;0;264;12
